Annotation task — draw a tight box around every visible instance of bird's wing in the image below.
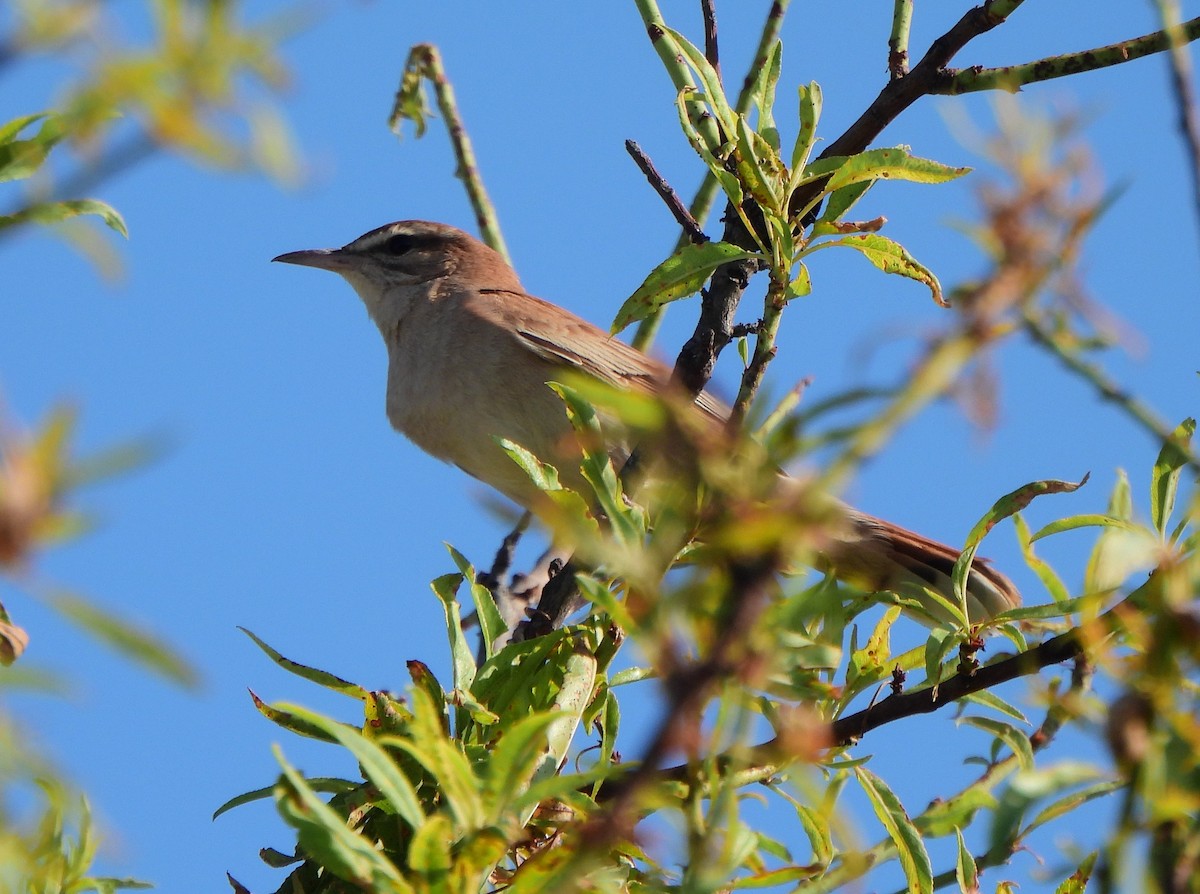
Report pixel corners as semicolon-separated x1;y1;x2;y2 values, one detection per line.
476;288;730;425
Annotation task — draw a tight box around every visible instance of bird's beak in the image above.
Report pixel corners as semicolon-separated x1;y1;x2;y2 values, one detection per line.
271;248;350;271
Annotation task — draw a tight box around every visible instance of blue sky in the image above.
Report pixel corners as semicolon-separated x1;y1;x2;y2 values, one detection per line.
2;2;1198;890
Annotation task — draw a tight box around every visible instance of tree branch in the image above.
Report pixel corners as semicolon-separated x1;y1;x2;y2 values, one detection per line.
932;15;1200;95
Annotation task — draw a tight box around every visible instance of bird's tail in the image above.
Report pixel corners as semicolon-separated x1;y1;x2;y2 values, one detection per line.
822;507;1022;624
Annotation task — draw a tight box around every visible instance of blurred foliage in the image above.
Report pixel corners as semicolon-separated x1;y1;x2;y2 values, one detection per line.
1;0;300;889
1;0;299;260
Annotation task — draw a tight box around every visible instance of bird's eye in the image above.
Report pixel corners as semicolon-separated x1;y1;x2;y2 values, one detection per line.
382;233;416;254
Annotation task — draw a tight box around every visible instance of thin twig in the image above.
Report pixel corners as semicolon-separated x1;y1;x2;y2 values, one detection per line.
624;140;708;243
701;0;720;83
1154;0;1200;254
1022;314;1200;474
392;45;509;263
888;0;914;78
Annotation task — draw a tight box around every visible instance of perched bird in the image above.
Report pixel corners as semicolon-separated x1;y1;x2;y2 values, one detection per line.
274;220;1020;623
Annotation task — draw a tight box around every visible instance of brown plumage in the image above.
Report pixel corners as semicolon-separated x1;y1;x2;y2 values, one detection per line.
274;220;1021;623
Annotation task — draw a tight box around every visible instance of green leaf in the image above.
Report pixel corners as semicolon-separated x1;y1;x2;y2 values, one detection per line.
749;41;782;150
959;716;1034;770
790;82;822;181
817;180;873;227
612;241;759;333
989;763;1106;854
1150;417;1194;536
955;828;979;894
48;590;198;687
735;115;785;213
855;767;932;894
543;644;596;773
385;685;485;832
213;778;358;820
1029;513;1142;542
407;811;453;874
446;546;507;660
0;198;128;237
274;703;426;831
239;627;366;699
0;113;48;144
1023;779;1122;836
273;746;412;892
497;437;562;492
430;573;478;693
962;689;1029;724
0;114;64;183
824;147;970;193
1055;852;1098;894
1013;513;1071;604
248;690;342;742
924;626;961;690
827;233;947;306
482;711;564;821
664;27;738;137
674;86;744;203
915;786;998;838
954;476;1090;617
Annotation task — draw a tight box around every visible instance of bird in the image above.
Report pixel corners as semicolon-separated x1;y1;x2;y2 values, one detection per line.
273;219;1021;624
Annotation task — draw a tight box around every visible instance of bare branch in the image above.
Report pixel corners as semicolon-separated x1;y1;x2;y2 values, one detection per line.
624;140;708;244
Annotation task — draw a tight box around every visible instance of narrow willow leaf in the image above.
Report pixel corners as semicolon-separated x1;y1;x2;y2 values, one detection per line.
544;646;596;772
446;546;506;660
924;626;961;690
0;198;128;237
273;747;412;892
749;41;783;149
213;778;358;820
830;233;947;306
46;591;197;687
484;711;564;822
989;763;1105;854
736;115;785;213
963;689;1029;724
955;828;979;894
612;241;759;333
818;181;873;226
675;88;744;204
430;574;478;693
960;716;1034;770
388;685;485;831
1023;780;1122;836
1013;513;1071;604
915;787;998;838
1029;513;1142;542
249;690;341;742
280;703;426;830
855;767;933;894
664;27;738;136
790;82;822;178
1150;417;1194;535
497;437;561;492
953;476;1089;615
240;627;366;699
548;383;640;546
407;812;453;873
